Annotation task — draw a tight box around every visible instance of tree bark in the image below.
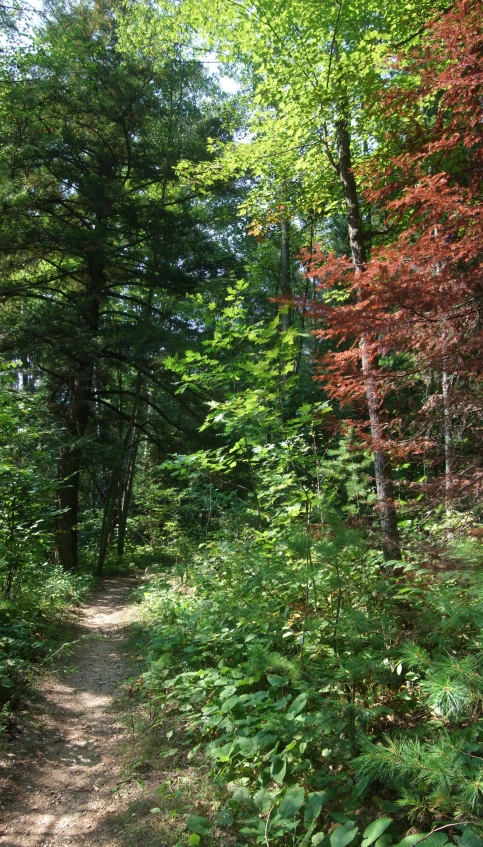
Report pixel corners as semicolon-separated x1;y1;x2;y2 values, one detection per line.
98;288;153;572
55;257;102;569
335;117;401;562
280;218;292;331
117;440;138;563
97;471;119;577
442;361;453;507
56;445;81;571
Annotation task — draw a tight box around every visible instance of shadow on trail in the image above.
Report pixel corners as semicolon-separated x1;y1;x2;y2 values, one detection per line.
0;575;141;847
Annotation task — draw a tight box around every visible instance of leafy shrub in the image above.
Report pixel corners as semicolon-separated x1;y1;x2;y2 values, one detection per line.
136;525;483;844
0;565;93;714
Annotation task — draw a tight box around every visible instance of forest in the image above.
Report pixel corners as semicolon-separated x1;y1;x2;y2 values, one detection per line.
1;0;483;843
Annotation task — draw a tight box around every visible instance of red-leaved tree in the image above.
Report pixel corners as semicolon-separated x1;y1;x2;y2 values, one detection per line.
303;0;483;534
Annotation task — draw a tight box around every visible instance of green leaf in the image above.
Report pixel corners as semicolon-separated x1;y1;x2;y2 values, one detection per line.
423;836;448;847
375;835;393;847
254;787;274;812
221;694;239;712
331;814;354;824
267;674;288;687
394;835;429;847
362;819;393;847
270;754;287;784
232;786;251;805
220;685;237;699
186;815;211;835
188;836;200;847
150;807;162;814
456;830;483;847
279;785;305;817
160;747;178;758
304;792;327;826
330;823;359;847
240;824;264;835
209;741;232;761
374;799;400;813
352;777;370;800
287;692;308;718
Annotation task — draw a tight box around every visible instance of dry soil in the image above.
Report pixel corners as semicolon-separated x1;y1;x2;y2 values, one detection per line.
0;576;143;847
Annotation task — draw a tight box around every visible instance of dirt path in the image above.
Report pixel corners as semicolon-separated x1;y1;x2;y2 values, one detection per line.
0;576;142;847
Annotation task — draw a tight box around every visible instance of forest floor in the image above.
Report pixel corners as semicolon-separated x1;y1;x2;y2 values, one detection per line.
0;576;223;847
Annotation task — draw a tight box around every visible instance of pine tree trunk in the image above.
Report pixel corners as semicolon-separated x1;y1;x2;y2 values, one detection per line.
97;471;119;577
99;288;152;571
117;441;138;563
56;446;80;570
55;258;101;569
114;293;152;563
335;118;401;562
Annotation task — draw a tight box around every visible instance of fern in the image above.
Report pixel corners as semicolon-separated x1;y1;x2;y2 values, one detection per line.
449;538;483;569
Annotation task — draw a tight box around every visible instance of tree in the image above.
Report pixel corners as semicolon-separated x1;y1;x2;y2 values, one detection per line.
161;0;450;559
304;0;483;517
0;0;233;568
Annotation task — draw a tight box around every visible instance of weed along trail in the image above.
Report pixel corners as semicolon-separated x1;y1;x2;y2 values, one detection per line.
0;576;142;847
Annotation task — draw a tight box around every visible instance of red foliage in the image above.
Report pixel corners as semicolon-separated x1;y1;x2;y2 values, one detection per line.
303;0;483;483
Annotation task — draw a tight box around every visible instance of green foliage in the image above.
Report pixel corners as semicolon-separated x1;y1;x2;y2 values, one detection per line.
128;288;483;844
0;363;57;599
110;284;467;843
165;0;447;225
136;532;483;843
0;563;93;712
0;362;94;709
0;0;243;570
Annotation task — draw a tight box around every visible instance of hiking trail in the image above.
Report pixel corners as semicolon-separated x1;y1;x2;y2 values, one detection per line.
0;576;142;847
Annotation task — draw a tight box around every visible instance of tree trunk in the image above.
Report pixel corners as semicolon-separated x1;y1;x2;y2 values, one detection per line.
435;261;453;509
56;446;81;570
114;292;153;564
55;257;102;569
99;332;148;572
280;218;292;331
97;471;119;577
117;440;138;563
442;361;453;507
335;117;401;562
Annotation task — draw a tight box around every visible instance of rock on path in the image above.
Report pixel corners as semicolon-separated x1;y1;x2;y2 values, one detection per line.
0;576;141;847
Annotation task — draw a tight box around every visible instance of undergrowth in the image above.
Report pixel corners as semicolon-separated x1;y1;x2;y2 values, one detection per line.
134;523;483;847
0;564;94;716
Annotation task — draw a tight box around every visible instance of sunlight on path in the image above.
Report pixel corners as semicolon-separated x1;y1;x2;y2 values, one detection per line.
0;577;140;847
